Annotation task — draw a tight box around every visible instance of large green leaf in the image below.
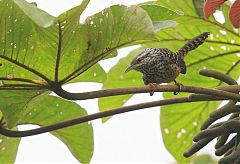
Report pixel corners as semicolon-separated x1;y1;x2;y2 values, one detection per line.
0;0;106;84
149;0;240;162
69;63;107;84
0;1;165;163
161;93;220;162
14;0;55;28
20;95;94;163
0;90;47;128
0;131;20;164
61;5;157;83
0;112;20;164
0;93;94;163
140;4;181;32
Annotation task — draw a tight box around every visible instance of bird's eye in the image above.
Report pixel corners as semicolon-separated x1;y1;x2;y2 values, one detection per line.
137;57;144;63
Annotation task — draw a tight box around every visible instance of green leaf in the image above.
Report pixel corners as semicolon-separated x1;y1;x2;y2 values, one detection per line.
161;93;220;162
140;4;181;21
0;131;20;164
20;95;94;164
98;49;143;122
61;5;157;83
192;0;205;17
69;63;106;84
0;112;20;164
0;90;47;128
0;0;92;83
140;4;181;32
0;0;159;85
14;0;55;27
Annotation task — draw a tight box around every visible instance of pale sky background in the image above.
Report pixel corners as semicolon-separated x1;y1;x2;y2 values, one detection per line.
14;0;220;163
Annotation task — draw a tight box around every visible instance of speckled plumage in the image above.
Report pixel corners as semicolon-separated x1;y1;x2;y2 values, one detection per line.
125;32;210;90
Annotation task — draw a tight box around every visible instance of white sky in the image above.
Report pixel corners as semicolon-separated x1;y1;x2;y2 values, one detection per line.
15;0;216;164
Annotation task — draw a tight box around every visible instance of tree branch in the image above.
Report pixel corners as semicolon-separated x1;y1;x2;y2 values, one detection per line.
0;85;239;137
0;95;230;137
0;69;239;138
53;84;240;101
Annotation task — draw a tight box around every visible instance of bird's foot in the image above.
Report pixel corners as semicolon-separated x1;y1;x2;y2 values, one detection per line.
0;117;7;128
174;80;183;95
148;83;159;96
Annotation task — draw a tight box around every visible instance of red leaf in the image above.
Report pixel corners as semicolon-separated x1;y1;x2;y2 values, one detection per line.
229;0;240;28
204;0;227;19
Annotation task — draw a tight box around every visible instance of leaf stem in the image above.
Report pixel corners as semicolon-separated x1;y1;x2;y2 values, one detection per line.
0;83;49;90
188;50;240;67
0;54;52;84
158;39;240;47
185;15;240;38
55;21;62;83
0;77;46;85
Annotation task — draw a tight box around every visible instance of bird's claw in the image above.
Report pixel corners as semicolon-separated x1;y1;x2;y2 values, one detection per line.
0;117;7;128
174;81;183;95
148;83;159;96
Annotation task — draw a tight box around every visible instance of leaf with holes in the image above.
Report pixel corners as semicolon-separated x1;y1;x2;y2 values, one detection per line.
20;95;94;163
0;0;106;86
161;99;220;162
0;0;167;163
0;112;20;164
61;5;157;83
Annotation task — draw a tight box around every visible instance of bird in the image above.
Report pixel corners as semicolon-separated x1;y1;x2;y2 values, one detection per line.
125;32;210;96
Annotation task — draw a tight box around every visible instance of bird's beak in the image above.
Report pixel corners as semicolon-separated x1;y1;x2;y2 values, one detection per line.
125;64;139;73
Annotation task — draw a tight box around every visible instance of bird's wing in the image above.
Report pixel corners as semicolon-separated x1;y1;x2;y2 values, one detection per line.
179;59;187;74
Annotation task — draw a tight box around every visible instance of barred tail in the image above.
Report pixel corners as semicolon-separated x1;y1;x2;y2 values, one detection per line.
176;32;210;57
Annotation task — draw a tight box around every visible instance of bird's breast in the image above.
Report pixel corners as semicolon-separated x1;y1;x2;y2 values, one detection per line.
142;63;181;84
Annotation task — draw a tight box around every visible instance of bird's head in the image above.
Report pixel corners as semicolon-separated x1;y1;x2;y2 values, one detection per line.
125;51;147;73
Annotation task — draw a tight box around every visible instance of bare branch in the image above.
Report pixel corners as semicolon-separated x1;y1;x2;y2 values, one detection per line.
53;84;240;101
